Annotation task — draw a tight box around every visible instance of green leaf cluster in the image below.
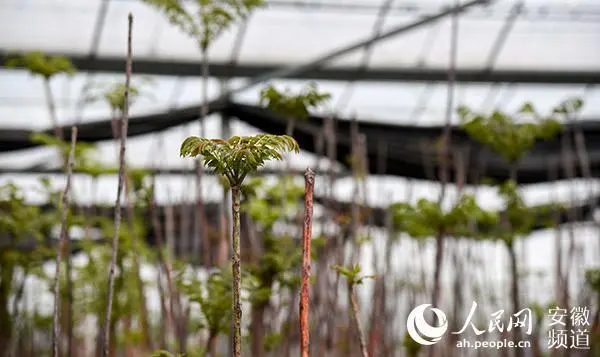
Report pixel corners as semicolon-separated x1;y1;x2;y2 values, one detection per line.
84;80;153;113
30;132;111;174
142;0;265;51
489;180;565;245
331;264;374;286
390;194;497;239
4;51;76;78
259;82;331;120
151;350;184;357
176;266;233;336
243;176;303;230
586;268;600;294
458;102;564;163
403;330;423;357
180;134;299;186
243;178;305;302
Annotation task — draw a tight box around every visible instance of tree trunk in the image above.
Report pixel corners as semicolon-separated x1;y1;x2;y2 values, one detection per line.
508;242;522;357
42;77;63;139
0;265;14;356
52;127;77;357
231;186;243;357
206;330;218;357
432;232;445;309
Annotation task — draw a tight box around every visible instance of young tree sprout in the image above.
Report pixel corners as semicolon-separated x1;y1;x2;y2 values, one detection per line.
4;51;76;139
143;0;265;134
142;0;264;53
259;82;331;136
331;264;374;357
180;134;299;357
459;101;566;357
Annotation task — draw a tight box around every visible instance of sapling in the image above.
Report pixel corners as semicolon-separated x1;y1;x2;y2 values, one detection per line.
390;195;498;309
176;266;234;356
87;79;155;352
100;13;134;357
143;0;266;266
259;84;330;238
260;83;331;138
0;183;55;354
51;127;77;357
83;80;150;141
459;103;563;356
180;134;299;357
331;264;374;357
242;177;306;357
4;51;76;139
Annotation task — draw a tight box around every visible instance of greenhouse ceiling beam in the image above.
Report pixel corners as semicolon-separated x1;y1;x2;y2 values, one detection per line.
232;0;490;92
2;50;598;84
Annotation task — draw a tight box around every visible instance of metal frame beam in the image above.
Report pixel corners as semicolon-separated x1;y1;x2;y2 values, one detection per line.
2;50;597;84
232;0;489;92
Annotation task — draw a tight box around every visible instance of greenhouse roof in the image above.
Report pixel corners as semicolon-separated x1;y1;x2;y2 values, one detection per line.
0;0;599;175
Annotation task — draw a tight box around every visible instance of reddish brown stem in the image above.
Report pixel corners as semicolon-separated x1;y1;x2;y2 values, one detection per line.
300;168;315;357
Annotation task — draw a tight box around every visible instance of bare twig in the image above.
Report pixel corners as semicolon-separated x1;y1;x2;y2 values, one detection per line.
100;13;133;357
349;283;369;357
300;168;315;357
52;126;78;357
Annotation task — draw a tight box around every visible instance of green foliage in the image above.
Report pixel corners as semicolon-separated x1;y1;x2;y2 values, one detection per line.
151;350;184;357
180;134;299;186
0;183;51;243
4;51;76;78
491;180;564;244
142;0;265;51
30;132;113;174
264;331;283;351
243;176;303;230
390;194;498;239
551;97;584;115
84;80;153;113
259;82;331;120
458;102;564;163
176;266;233;336
331;264;374;286
403;330;423;357
243;178;305;302
586;268;600;293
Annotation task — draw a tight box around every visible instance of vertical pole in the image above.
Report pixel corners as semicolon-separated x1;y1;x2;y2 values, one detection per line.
300;168;315;357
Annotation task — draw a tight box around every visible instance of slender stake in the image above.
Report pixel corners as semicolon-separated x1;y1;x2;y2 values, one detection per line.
52;126;78;357
100;13;133;357
300;168;315;357
231;185;243;357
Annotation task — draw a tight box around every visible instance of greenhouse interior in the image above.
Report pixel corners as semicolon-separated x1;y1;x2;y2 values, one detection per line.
0;0;599;356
